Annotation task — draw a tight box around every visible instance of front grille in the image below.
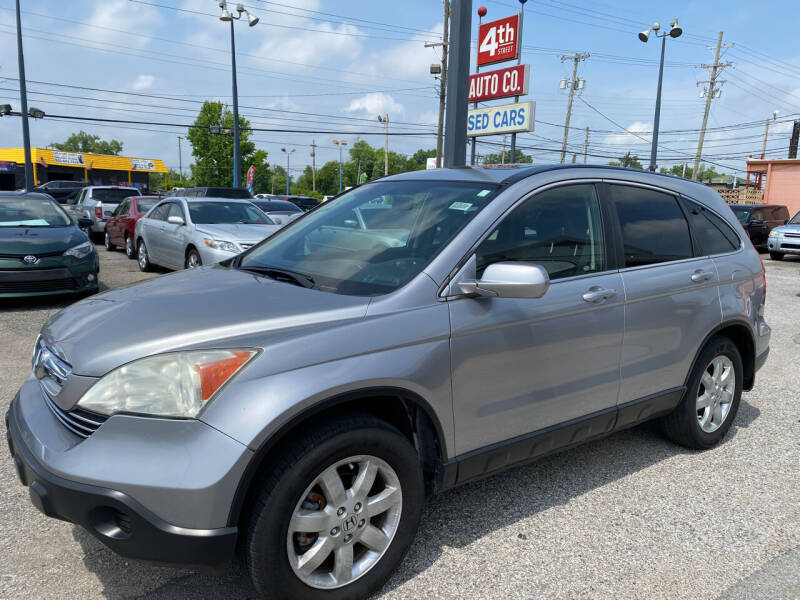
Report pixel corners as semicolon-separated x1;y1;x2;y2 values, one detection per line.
783;232;800;238
43;393;107;439
0;250;65;260
0;278;76;293
781;243;800;249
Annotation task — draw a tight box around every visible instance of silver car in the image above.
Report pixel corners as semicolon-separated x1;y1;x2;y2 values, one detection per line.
7;166;770;599
134;196;280;270
767;209;800;260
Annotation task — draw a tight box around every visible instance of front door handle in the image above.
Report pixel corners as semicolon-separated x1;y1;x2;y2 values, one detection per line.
582;287;617;303
690;270;714;283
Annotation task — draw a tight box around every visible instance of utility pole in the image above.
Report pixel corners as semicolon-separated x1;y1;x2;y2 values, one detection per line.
177;136;183;179
310;140;317;191
425;0;450;168
378;114;389;175
443;0;471;169
789;120;800;159
692;31;732;180
583;127;589;164
559;52;589;164
15;0;33;190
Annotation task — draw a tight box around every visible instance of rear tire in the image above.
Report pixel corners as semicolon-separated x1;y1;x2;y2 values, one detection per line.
661;335;743;449
769;251;784;261
137;239;152;272
244;415;424;600
104;232;116;251
125;235;135;259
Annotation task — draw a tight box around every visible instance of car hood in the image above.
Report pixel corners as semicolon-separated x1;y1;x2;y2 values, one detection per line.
773;223;800;234
42;265;370;376
194;223;280;243
0;226;86;255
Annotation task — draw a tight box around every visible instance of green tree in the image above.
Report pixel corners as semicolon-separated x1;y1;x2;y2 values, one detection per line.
50;131;123;155
407;148;437;170
608;152;643;169
186;101;264;187
482;149;532;164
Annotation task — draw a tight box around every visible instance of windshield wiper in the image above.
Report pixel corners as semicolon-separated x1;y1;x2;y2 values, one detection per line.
238;265;315;288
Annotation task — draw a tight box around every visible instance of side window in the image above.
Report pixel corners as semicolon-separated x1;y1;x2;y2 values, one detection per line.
167;203;184;220
476;184;606;281
611;185;692;267
149;203;170;221
682;199;740;256
750;208;764;221
113;200;128;216
76;190;86;206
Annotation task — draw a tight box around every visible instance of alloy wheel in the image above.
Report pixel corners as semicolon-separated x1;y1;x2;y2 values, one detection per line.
125;236;133;257
696;355;735;433
187;252;201;268
286;455;402;590
104;232;111;250
138;242;148;270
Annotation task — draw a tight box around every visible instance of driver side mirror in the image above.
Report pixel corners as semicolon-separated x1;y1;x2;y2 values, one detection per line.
77;217;92;229
458;261;550;299
167;215;185;226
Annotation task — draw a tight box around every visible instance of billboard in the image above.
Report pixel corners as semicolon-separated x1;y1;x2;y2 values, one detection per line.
467;101;535;137
469;64;530;102
477;15;520;67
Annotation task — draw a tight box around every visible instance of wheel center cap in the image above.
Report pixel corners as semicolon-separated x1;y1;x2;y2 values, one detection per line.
341;514;358;533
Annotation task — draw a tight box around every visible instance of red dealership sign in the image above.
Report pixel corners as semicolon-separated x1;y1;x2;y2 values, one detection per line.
477;14;520;66
469;64;530;102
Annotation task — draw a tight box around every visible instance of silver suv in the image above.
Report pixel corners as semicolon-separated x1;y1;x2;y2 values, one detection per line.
66;185;141;235
7;166;770;599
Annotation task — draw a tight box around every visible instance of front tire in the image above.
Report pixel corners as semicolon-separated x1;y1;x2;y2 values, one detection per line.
125;235;135;259
661;336;743;449
104;232;116;251
185;248;202;269
769;251;784;261
137;239;152;272
244;415;424;600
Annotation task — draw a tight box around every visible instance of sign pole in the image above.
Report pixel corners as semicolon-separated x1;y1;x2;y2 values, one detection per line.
470;8;485;166
509;1;525;164
443;0;473;169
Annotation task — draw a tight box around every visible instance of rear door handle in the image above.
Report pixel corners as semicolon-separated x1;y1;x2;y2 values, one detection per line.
690;270;714;283
582;287;617;303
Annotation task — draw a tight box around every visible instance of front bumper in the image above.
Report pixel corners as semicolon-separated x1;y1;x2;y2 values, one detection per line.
768;237;800;255
5;377;253;566
198;245;241;265
0;253;99;298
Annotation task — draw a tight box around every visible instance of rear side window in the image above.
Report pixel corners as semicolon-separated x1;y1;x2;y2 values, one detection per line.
610;185;692;267
774;206;789;221
682;199;740;256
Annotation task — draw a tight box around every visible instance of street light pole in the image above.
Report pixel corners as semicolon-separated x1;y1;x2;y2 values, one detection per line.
377;115;389;176
219;1;259;188
281;148;294;195
15;0;33;190
638;19;682;172
332;140;347;193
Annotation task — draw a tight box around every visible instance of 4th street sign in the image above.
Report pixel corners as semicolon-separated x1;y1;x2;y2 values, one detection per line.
469;64;530;102
467;101;535;137
477;14;520;67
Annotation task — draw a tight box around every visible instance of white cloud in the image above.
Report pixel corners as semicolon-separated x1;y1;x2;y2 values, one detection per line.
602;121;652;147
75;0;159;49
346;93;404;117
132;75;155;90
251;22;363;72
353;23;444;82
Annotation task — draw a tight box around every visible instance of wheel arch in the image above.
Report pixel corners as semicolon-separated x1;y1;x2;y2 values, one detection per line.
688;319;756;391
227;386;448;528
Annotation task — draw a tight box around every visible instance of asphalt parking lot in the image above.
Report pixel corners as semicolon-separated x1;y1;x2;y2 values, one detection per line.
1;249;798;600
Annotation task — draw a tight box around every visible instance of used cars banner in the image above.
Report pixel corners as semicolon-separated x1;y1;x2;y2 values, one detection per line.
467;101;535;137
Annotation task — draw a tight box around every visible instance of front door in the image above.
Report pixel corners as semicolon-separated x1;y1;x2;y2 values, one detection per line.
449;183;623;456
161;202;188;268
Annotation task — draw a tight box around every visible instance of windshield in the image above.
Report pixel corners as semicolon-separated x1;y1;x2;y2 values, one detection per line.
730;206;751;223
788;210;800;225
238;180;499;296
0;197;72;227
94;188;139;202
188;201;273;225
255;200;302;213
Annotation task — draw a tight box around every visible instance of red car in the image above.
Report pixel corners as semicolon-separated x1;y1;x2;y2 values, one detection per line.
104;195;162;259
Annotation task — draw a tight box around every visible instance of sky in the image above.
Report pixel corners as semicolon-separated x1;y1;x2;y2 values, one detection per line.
1;0;799;181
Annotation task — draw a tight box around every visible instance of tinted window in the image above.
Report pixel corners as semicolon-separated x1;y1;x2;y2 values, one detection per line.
476;184;606;281
254;200;302;213
682;199;740;256
611;185;692;267
789;211;800;225
240;181;499;296
92;188;140;202
113;200;129;216
149;203;170;221
188;201;269;224
730;206;751;223
773;206;789;221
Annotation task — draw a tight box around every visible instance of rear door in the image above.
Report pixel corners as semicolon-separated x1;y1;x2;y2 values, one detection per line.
603;183;721;407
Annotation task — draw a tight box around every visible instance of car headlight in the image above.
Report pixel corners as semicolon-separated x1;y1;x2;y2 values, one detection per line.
204;239;239;253
77;349;258;418
769;230;780;238
64;241;94;259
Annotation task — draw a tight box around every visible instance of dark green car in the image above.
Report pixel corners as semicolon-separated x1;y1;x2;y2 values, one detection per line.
0;192;99;298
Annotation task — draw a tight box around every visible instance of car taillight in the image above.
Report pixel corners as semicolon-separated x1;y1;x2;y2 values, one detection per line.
94;206;102;218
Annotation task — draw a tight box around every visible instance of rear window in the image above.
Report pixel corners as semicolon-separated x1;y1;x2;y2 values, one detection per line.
93;188;140;202
137;198;158;213
610;185;693;267
195;188;253;199
188;201;271;224
730;206;751;223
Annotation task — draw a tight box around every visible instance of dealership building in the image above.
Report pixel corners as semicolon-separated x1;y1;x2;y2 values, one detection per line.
0;148;168;191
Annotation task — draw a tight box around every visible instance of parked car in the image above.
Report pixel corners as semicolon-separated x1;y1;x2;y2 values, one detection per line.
104;195;163;258
286;194;320;211
134;196;280;271
65;186;141;238
32;180;86;204
766;209;800;260
729;204;789;249
7;166;770;599
250;198;303;226
168;186;253;199
0;192;98;297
